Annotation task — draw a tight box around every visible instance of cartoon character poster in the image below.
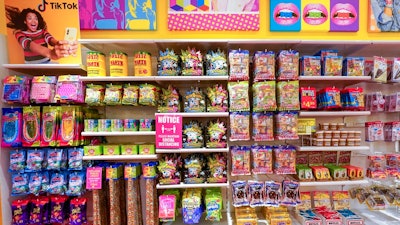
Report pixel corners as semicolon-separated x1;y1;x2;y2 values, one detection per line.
168;0;260;31
78;0;156;30
4;0;81;64
368;0;400;32
330;0;359;32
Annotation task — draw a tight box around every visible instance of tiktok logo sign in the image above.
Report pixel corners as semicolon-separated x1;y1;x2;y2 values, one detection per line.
37;0;48;12
37;0;78;12
156;114;182;149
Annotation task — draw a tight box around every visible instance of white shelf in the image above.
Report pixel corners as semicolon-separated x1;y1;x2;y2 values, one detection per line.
297;146;370;151
155;112;229;117
3;63;86;75
156;182;230;189
155;76;228;81
299;76;371;81
300;179;369;187
156;147;229;153
83;154;158;161
80;76;155;82
80;75;229;82
81;131;155;136
299;111;371;117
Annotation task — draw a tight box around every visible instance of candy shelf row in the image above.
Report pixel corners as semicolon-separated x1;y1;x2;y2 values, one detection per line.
156;182;230;190
81;131;156;136
82;154;158;161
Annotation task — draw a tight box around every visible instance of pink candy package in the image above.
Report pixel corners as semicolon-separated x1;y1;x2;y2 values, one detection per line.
30;76;57;104
55;75;84;103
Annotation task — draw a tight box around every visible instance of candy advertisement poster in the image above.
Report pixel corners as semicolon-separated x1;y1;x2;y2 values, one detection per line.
4;0;81;64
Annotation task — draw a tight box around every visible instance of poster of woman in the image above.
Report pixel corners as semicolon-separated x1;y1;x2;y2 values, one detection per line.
4;0;81;64
369;0;400;32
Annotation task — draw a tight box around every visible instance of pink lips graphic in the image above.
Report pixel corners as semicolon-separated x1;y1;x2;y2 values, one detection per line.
331;3;357;26
303;4;328;25
273;3;300;25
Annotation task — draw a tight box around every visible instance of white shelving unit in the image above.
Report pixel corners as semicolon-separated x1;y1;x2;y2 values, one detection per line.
3;63;86;75
81;131;155;136
156;147;229;153
299;111;371;117
83;155;158;161
80;76;155;82
156;182;230;189
300;180;369;187
155;112;229;118
80;75;229;82
296;146;370;151
299;76;371;82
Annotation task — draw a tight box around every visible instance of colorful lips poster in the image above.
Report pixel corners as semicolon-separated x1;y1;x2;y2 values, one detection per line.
301;0;330;32
270;0;301;32
330;0;359;31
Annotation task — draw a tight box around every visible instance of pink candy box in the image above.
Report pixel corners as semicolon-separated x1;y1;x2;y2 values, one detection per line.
30;76;57;104
55;75;84;103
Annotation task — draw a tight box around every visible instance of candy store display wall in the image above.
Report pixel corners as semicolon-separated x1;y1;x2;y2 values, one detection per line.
2;3;400;225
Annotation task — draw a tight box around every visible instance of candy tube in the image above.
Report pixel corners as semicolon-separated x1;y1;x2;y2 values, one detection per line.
126;179;142;225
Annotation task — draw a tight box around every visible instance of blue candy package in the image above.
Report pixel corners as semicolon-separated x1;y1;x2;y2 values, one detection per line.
46;149;63;170
29;172;43;195
11;173;29;196
2;108;22;147
48;172;67;195
26;149;45;172
68;148;84;170
67;171;85;196
9;149;26;172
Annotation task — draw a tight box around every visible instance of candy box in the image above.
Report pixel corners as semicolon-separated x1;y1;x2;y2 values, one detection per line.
139;119;155;131
336;209;364;225
300;56;321;76
342;165;364;180
323;56;343;76
311;166;331;181
391;58;400;82
30;76;57;104
314;207;342;225
332;191;350;210
139;144;155;154
371;56;387;83
366;195;386;210
343;57;364;76
84;145;103;156
2;75;31;104
296;165;314;181
103;145;121;155
2;108;22;147
121;144;138;155
296;210;323;225
325;165;348;180
235;207;258;225
297;192;312;211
